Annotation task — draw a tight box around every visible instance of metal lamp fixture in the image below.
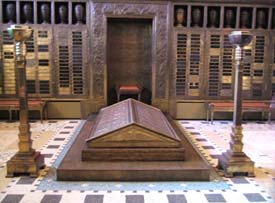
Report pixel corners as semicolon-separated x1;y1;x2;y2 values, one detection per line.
218;30;254;177
6;25;44;178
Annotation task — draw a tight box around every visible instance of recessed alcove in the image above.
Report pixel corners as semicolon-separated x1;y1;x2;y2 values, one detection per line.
239;7;253;28
2;1;17;24
207;6;220;28
224;7;237;28
107;18;152;105
20;1;33;24
37;2;51;24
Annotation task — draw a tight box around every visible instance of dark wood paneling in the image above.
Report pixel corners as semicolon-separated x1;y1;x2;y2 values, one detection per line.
107;18;152;104
0;0;88;100
173;3;275;101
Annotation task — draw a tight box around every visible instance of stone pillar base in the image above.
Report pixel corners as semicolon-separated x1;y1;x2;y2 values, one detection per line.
218;150;254;178
6;151;45;178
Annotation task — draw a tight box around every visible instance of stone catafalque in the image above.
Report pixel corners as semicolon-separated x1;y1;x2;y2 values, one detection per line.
57;99;211;181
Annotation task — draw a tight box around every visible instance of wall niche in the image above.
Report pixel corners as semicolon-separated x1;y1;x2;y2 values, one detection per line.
191;6;204;27
207;6;220;28
72;2;86;25
174;5;187;27
20;2;33;24
2;1;16;24
256;8;268;29
55;2;68;24
224;7;237;28
37;2;51;24
239;7;253;28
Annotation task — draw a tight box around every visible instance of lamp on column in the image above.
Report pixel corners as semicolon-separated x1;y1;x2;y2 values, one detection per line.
6;25;44;178
218;31;254;177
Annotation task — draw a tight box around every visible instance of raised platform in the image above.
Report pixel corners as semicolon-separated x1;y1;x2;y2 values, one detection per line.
57;101;211;181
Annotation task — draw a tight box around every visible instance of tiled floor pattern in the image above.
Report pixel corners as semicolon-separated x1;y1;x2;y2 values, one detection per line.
178;120;275;202
0;120;274;203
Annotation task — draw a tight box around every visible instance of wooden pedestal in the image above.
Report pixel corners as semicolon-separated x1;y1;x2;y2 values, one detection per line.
6;151;45;178
218;150;255;177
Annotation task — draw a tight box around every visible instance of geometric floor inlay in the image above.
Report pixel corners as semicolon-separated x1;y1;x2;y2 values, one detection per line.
0;119;274;203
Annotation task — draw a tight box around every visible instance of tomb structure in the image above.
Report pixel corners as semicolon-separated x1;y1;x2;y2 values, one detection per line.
83;99;184;161
57;99;211;181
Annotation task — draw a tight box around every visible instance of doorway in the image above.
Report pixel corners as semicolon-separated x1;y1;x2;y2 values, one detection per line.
107;18;152;105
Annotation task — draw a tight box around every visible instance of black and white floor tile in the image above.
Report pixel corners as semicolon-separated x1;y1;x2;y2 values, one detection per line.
0;120;274;203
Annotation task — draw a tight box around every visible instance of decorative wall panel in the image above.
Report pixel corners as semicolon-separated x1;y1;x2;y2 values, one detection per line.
0;0;88;100
175;30;204;98
91;3;169;99
55;28;70;95
55;27;87;97
188;32;203;97
272;34;275;96
0;30;2;94
37;29;51;96
205;32;235;99
173;3;274;101
24;28;52;97
221;34;234;97
175;33;187;96
242;32;268;99
207;32;221;97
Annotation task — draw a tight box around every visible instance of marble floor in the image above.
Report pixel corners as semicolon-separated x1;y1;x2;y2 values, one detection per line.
0;119;274;203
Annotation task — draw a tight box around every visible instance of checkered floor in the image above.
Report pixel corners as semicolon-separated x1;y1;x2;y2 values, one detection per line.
0;120;274;203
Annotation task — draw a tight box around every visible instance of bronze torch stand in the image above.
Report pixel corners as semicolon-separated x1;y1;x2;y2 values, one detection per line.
218;31;254;177
6;25;44;178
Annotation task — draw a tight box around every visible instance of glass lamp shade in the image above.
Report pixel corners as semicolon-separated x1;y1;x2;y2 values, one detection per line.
228;31;253;47
7;25;32;41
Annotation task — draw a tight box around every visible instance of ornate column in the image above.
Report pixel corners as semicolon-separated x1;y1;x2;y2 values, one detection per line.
6;25;44;178
218;31;254;177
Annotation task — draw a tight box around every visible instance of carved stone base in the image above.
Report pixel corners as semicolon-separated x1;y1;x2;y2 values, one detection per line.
218;150;254;177
57;114;211;181
6;151;45;178
82;147;185;161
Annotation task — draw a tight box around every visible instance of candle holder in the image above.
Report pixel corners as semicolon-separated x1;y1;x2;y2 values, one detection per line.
6;25;44;178
218;31;254;177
